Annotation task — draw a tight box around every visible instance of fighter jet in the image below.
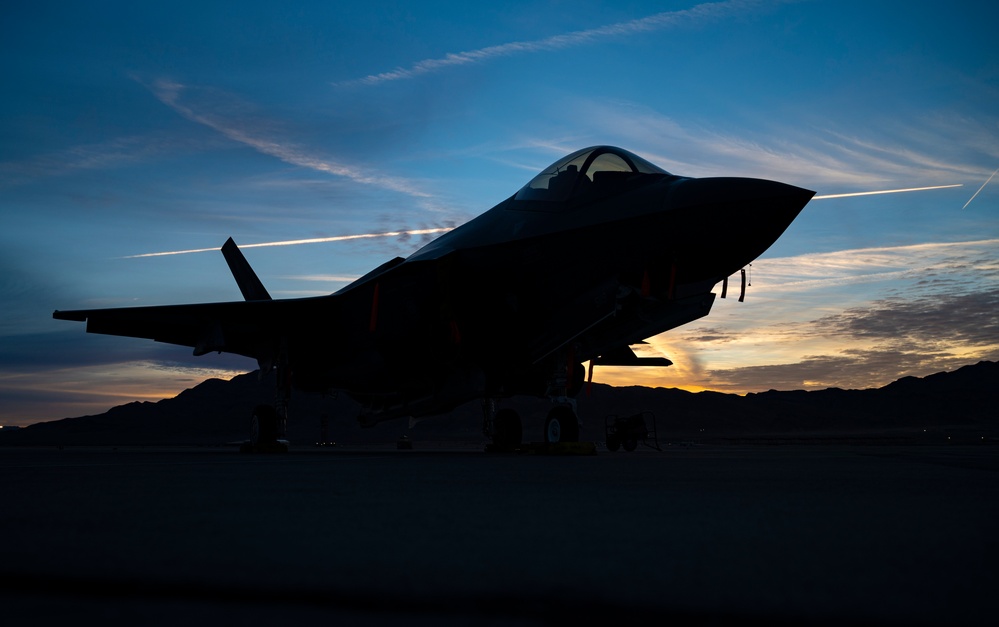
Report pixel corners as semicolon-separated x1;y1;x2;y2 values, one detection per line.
54;146;813;449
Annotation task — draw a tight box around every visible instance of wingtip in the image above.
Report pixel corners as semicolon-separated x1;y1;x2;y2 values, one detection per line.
53;310;87;321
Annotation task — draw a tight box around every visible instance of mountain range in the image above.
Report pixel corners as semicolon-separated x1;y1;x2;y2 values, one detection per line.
3;361;996;446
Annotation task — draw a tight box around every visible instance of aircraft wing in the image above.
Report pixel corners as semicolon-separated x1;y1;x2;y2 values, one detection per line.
52;297;323;359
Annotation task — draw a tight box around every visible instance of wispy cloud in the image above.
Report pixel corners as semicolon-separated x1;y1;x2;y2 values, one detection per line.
700;283;999;392
143;78;430;198
560;100;886;185
0;134;199;188
815;288;999;349
754;239;999;293
702;349;974;392
647;238;999;392
563;99;995;188
817;129;980;182
0;358;249;425
568;237;999;393
335;0;785;87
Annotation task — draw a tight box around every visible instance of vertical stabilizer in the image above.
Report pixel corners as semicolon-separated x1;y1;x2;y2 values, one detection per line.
221;237;272;301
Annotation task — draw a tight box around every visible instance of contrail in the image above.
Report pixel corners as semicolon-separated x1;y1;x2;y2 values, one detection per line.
813;184;962;200
334;0;780;87
122;227;453;258
143;78;430;198
961;166;999;210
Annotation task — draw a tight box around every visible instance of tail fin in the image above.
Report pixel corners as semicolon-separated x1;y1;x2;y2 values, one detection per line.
221;237;272;301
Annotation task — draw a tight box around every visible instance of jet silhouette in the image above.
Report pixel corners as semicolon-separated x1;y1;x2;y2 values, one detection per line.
54;146;813;449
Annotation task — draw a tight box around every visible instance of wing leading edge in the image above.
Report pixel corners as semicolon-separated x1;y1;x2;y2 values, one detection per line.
53;237;328;359
53;297;325;359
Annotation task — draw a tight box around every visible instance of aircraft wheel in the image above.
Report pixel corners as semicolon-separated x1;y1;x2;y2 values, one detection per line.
606;435;621;451
544;406;579;444
622;437;638;452
492;408;523;450
250;404;279;445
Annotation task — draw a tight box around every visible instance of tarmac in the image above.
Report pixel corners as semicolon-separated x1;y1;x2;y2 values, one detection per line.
1;442;996;625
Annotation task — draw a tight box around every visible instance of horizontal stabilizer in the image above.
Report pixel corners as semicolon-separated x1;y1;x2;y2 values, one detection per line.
221;237;271;301
594;346;672;368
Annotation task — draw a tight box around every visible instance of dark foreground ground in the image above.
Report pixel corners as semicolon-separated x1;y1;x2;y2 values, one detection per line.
2;443;996;626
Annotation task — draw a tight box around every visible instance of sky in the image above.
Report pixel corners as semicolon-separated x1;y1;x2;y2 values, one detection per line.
1;0;997;426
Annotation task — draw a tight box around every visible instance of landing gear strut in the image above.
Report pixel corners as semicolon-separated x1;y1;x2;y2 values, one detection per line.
483;399;523;451
241;403;288;453
542;349;582;444
241;352;291;453
250;404;278;446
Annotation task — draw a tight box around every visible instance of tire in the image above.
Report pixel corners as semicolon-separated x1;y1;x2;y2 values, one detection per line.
544;406;579;444
623;437;638;452
492;408;523;450
606;435;621;451
250;404;278;445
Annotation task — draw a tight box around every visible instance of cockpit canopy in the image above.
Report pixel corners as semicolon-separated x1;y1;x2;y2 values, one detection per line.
515;146;672;203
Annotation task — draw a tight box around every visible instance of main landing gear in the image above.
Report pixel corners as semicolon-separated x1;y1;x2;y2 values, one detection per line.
485;353;585;451
240;404;289;453
483;400;581;452
542;353;582;444
240;360;291;454
250;404;278;444
483;399;523;451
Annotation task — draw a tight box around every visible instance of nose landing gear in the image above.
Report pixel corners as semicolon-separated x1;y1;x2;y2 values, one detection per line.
544;405;579;444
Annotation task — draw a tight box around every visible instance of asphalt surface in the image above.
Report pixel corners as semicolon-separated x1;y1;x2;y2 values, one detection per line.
2;443;996;625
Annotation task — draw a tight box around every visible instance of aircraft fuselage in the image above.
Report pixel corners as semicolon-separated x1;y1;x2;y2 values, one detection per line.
291;149;812;421
54;146;813;428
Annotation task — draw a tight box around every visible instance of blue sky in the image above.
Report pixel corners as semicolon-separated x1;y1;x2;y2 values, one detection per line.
2;0;997;426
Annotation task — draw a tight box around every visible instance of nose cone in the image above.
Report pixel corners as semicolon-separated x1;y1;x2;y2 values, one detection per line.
670;176;814;225
665;177;814;280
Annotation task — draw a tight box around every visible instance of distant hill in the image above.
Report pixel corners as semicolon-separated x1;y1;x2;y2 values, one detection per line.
3;361;997;446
